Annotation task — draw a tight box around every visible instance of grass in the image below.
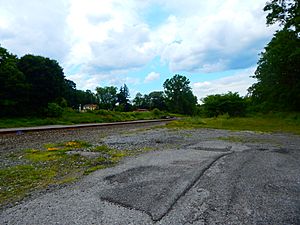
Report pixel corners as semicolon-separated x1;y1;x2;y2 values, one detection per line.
215;136;281;146
0;109;171;128
166;113;300;134
0;165;55;205
0;140;144;207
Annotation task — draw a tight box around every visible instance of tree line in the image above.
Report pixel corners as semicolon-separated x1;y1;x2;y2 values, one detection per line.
0;48;100;117
98;74;197;115
0;46;198;117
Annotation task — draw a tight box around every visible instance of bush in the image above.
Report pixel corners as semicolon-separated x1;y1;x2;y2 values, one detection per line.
45;103;64;117
202;92;246;117
152;108;161;117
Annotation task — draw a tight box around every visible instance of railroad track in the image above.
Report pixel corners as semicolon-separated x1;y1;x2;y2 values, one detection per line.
0;118;175;134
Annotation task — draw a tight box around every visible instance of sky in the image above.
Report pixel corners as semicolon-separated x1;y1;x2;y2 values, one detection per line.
0;0;276;101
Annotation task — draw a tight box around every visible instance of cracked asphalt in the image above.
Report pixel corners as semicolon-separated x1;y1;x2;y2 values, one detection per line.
1;125;300;225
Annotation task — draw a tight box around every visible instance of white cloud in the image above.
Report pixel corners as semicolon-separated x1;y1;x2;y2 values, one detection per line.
0;0;70;61
192;67;257;101
144;72;160;83
65;0;156;75
62;0;275;84
0;0;275;91
157;1;275;73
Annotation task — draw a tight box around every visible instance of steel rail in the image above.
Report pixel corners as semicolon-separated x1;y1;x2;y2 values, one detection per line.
0;118;175;135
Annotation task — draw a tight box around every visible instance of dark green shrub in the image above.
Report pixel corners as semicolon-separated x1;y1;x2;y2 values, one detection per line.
152;108;161;117
202;92;246;117
46;103;63;117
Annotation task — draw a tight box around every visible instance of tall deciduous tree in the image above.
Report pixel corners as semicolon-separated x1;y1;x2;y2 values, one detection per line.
0;46;29;116
163;74;197;115
133;92;144;108
148;91;167;110
18;54;66;113
249;0;300;111
96;86;118;110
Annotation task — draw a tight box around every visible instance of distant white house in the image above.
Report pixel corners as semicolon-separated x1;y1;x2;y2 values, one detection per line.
82;104;98;111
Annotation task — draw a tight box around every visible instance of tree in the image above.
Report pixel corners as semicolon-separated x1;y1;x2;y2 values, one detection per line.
264;0;299;33
75;90;97;108
0;46;29;116
248;0;300;111
133;92;144;108
249;30;300;110
18;54;66;114
63;79;77;107
163;74;197;115
148;91;167;110
96;86;118;110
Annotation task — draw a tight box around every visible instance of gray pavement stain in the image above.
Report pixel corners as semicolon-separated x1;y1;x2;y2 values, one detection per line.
99;152;230;221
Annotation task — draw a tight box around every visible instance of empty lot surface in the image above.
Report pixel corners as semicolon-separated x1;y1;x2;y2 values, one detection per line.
1;123;300;224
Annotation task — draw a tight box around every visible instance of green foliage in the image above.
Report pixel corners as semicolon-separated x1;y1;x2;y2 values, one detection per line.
117;84;131;111
133;91;167;111
132;92;144;108
17;54;66;114
45;103;64;117
249;0;300;112
264;0;299;32
0;46;30;116
202;92;247;117
148;91;167;110
163;74;197;115
0;109;171;128
152;108;161;116
96;86;117;110
0;46;98;118
249;29;300;111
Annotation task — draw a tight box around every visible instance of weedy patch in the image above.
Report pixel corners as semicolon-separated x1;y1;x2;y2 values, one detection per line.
166;116;300;135
216;136;282;146
0;141;131;207
44;140;91;151
0;165;55;206
165;118;207;129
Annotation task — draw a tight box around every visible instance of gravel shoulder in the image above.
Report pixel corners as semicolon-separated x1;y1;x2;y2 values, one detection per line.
1;123;300;224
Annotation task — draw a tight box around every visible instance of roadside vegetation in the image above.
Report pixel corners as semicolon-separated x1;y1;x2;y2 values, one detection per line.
166;113;300;135
0;109;171;128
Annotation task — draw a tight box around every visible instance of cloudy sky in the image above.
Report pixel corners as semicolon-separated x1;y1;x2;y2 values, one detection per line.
0;0;276;101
